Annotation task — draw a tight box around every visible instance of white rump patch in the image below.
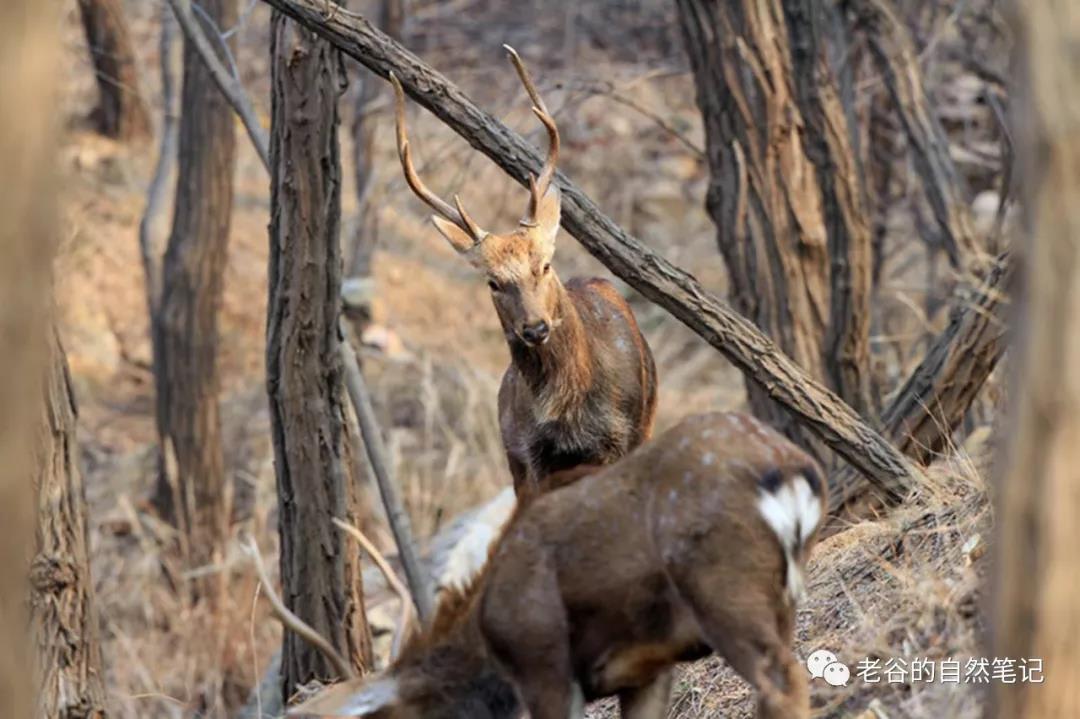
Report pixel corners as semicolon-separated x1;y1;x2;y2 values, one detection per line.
757;475;821;603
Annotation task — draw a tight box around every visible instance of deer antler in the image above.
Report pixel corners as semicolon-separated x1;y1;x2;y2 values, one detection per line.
504;45;560;225
389;72;485;242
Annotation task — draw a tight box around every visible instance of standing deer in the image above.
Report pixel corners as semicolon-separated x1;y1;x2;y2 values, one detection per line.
389;47;658;494
290;412;827;719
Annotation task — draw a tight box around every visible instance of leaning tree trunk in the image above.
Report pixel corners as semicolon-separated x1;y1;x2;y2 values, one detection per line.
76;0;151;141
989;1;1080;716
268;6;374;702
31;332;108;719
0;3;63;713
152;0;237;590
676;0;874;447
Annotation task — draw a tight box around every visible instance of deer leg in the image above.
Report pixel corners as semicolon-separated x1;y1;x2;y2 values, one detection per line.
618;670;673;719
667;570;809;719
481;549;578;719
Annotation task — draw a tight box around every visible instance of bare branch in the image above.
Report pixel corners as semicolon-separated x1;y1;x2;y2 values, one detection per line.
139;7;179;316
339;321;435;621
851;0;982;269
243;537;356;681
333;518;415;659
165;0;270;170
829;252;1013;517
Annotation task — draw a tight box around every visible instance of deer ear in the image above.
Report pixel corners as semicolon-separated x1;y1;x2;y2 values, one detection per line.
532;185;561;251
431;216;477;255
287;676;399;717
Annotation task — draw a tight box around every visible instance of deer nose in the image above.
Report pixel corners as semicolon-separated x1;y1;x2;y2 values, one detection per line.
521;320;550;345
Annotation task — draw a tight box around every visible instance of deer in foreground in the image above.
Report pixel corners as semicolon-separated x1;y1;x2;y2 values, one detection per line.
389;47;658;495
291;411;827;719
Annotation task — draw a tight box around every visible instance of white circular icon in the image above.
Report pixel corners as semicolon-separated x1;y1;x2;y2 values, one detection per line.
823;661;850;687
806;649;838;679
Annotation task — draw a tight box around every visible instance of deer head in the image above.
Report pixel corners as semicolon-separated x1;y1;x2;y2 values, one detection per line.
390;47;563;348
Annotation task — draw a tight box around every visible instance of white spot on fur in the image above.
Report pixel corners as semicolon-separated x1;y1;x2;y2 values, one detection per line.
757;475;821;603
701;452;716;466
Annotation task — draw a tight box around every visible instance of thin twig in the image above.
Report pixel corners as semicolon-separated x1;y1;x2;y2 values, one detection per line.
333;518;415;659
165;0;270;170
566;79;704;157
242;537;356;681
338;321;435;622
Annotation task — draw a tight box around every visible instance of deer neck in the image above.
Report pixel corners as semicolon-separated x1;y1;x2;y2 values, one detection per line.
508;278;593;413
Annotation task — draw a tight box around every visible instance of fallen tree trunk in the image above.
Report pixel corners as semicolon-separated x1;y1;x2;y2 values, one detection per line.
257;0;923;504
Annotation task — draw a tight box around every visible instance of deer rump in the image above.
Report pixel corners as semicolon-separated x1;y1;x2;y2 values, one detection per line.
292;412;824;719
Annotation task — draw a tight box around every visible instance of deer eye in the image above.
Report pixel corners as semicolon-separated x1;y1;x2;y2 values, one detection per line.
487;278;501;292
542;262;552;274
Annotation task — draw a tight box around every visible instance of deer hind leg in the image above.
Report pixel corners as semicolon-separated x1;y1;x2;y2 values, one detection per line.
667;569;809;719
619;670;673;719
481;552;580;719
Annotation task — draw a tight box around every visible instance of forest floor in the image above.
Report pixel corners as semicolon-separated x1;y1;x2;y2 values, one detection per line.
57;2;999;717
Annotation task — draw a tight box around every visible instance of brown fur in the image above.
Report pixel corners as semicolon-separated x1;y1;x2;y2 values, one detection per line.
295;414;825;719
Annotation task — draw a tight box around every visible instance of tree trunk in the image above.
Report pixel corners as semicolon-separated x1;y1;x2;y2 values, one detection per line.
152;0;237;588
676;0;873;447
31;331;108;719
76;0;151;142
989;2;1080;715
0;3;62;713
782;0;875;418
269;7;374;702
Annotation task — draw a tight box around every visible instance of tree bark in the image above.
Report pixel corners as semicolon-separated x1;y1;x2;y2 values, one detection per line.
76;0;151;142
676;0;833;447
268;7;373;701
781;0;875;419
152;0;237;587
0;3;62;713
989;2;1080;715
31;332;108;719
258;0;926;502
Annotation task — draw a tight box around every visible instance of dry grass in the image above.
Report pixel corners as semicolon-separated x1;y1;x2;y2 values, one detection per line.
52;1;1009;716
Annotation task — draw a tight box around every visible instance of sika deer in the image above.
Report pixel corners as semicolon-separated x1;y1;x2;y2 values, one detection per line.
389;48;657;494
290;412;826;719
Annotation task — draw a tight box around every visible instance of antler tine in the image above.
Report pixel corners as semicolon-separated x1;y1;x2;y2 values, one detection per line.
389;72;484;241
504;45;561;219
